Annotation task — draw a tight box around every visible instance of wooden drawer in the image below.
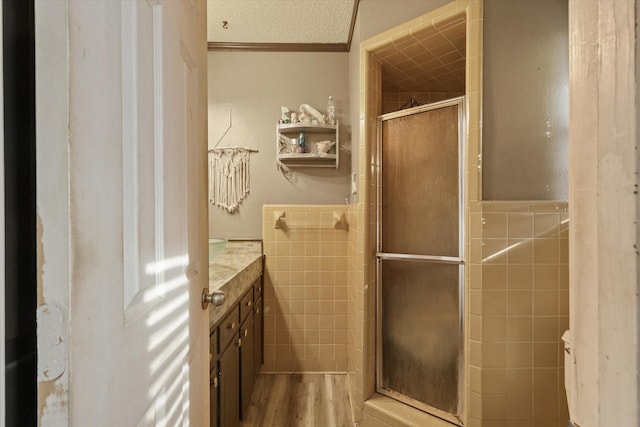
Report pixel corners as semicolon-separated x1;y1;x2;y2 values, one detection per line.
239;288;254;322
219;305;239;352
254;279;263;300
209;328;218;371
254;297;263;374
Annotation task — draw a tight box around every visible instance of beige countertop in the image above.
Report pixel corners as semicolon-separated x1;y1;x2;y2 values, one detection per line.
208;240;263;329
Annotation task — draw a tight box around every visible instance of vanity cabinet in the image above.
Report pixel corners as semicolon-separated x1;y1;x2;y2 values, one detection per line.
276;122;339;169
254;281;263;377
239;299;255;419
218;340;240;427
209;328;219;427
217;306;240;427
209;276;264;427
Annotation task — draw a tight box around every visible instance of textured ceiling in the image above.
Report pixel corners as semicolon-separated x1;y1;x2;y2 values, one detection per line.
206;1;465;94
207;0;357;44
372;14;466;94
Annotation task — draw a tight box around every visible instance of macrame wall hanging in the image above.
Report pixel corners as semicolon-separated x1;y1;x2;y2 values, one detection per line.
208;147;258;213
208;109;258;213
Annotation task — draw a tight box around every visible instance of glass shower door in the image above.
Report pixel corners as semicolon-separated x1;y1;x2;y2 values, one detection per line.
376;98;464;425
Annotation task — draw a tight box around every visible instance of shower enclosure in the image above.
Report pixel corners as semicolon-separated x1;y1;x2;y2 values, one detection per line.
376;97;464;425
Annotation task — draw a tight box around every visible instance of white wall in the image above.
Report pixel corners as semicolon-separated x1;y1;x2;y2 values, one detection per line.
208;51;351;238
356;0;450;41
209;0;459;233
482;0;568;200
349;0;569;202
348;0;451;193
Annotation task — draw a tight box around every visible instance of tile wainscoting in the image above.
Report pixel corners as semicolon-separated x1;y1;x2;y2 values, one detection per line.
262;205;350;373
467;201;569;427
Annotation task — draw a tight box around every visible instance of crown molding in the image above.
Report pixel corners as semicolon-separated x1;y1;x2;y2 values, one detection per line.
207;42;349;52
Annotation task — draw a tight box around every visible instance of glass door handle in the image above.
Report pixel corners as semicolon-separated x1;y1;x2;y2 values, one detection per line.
376;252;464;264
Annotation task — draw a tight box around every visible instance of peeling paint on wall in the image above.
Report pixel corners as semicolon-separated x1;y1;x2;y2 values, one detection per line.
36;304;66;382
37;303;69;426
37;212;45;306
38;379;69;427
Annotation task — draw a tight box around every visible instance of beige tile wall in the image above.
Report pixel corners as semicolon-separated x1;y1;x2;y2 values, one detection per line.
347;202;363;421
262;205;349;372
355;1;481;427
365;49;381;412
357;196;570;427
375;11;466;95
468;201;569;427
352;1;569;427
347;47;382;423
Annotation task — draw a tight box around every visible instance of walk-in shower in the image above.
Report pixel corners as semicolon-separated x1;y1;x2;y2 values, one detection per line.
376;97;465;425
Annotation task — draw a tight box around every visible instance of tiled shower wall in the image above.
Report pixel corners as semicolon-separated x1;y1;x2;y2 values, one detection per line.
355;1;483;425
262;205;349;372
468;201;569;427
349;49;382;424
347;203;364;421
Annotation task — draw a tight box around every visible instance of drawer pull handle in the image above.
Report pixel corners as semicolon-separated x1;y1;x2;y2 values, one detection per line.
229;322;236;330
246;301;252;307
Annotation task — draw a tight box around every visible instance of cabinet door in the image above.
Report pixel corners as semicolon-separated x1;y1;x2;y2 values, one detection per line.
254;297;263;376
209;330;219;427
240;313;255;420
209;368;219;427
219;341;240;427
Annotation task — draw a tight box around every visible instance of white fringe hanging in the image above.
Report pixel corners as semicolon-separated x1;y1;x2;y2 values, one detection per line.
208;148;254;213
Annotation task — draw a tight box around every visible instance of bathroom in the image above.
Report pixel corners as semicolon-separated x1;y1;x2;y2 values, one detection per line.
207;0;571;426
8;0;633;424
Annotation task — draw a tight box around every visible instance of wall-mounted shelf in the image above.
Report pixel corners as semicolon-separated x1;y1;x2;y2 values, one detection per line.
276;121;339;169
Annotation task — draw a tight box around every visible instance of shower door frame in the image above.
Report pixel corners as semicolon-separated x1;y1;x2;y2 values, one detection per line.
375;97;466;426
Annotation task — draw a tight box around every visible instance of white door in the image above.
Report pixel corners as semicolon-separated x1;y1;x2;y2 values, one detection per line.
35;1;209;426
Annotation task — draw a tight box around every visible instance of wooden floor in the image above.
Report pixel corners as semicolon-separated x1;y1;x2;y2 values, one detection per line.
241;374;353;427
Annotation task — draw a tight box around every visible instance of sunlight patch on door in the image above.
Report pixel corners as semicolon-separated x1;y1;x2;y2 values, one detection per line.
136;363;189;427
138;282;190;427
132;6;199;426
148;312;189;352
145;255;189;275
145;289;189;327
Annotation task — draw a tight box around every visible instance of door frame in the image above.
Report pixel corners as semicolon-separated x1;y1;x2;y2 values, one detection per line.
34;0;71;423
1;4;6;426
568;1;640;425
374;97;465;426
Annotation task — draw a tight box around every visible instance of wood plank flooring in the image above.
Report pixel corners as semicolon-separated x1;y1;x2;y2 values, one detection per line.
241;374;353;427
